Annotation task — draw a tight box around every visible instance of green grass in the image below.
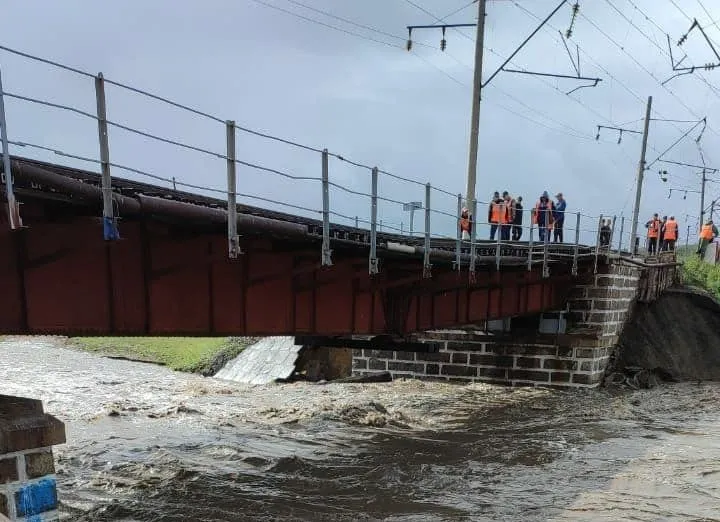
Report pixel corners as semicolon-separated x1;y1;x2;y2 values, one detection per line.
680;253;720;299
70;337;250;374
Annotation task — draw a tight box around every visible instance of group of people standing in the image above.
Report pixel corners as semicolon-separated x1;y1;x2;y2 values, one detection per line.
645;214;679;253
457;191;568;243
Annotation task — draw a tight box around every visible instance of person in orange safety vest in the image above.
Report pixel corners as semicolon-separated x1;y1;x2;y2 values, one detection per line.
459;207;472;241
698;219;717;256
501;191;515;241
663;215;678;252
645;213;661;254
488;191;504;241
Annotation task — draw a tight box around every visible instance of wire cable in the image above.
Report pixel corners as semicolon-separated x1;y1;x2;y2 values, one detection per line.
3;92;97;121
246;0;401;49
8;140;100;165
281;0;433;48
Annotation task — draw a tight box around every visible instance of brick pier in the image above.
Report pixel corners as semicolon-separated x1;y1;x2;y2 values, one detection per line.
0;396;65;521
352;258;676;388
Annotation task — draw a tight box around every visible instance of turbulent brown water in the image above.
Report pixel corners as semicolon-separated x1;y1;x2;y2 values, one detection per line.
2;337;720;521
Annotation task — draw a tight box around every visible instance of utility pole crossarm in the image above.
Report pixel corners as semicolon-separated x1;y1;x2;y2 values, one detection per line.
481;0;569;89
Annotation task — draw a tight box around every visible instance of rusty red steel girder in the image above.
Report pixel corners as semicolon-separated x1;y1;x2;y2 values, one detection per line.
0;158;585;337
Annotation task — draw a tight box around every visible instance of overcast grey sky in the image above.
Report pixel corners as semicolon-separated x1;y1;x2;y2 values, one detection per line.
3;0;720;242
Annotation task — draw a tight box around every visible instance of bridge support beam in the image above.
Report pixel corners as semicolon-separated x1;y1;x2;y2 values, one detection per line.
295;335;440;353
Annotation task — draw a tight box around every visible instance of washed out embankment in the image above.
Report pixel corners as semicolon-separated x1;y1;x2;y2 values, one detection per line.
611;286;720;382
68;336;257;375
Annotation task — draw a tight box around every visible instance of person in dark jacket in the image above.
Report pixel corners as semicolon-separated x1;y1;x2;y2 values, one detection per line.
532;191;555;243
659;215;668;251
599;219;612;248
512;196;524;240
553;192;567;243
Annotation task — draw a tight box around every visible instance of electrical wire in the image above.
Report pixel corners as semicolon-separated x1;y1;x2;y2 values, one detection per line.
6;89;328;183
438;1;478;22
0;13;643;224
247;0;401;49
579;7;718;137
281;0;433;49
3;92;97;120
647;119;706;169
606;0;720;99
404;0;648;145
9;140;100;165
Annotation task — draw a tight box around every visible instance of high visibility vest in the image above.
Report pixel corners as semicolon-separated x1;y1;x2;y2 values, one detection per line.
459;216;471;233
532;201;553;226
700;224;714;240
647;219;660;238
504;199;516;224
664;220;678;240
490;201;503;223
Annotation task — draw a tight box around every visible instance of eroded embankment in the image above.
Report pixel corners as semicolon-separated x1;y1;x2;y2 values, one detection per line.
612;286;720;381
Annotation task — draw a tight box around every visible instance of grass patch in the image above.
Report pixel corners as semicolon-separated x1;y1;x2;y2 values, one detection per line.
70;337;257;375
680;253;720;299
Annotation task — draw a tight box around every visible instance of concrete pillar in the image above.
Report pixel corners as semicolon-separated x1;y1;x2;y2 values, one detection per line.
0;395;65;521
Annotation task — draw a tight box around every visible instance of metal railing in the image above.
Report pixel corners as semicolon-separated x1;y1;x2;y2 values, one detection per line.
0;44;636;279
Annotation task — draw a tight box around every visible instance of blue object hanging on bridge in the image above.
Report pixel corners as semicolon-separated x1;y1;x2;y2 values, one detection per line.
103;216;120;241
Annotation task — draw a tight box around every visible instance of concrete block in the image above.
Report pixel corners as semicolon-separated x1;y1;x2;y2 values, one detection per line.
352;358;368;370
425;364;440;376
0;492;8;517
569;299;593;311
444;341;484;351
543;358;578;371
508;369;550;383
388;361;425;373
26;450;55;480
592;299;618;311
368;358;387;371
0;415;65;455
14;478;58;517
556;346;574;358
550;372;571;383
364;349;393;359
477;367;508;379
470;353;514;368
394;351;415;361
496;344;557;357
574;347;599;359
515;357;542;369
0;457;18;484
451;353;469;365
441;365;477;378
416;351;451;363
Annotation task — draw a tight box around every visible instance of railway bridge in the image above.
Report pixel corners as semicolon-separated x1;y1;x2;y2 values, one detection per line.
1;157;610;345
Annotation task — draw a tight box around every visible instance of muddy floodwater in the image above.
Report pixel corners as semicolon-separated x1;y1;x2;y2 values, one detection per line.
2;337;720;521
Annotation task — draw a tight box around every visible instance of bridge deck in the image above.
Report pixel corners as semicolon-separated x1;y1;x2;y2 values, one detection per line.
1;157;598;337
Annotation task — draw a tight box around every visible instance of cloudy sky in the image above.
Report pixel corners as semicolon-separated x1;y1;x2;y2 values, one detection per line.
3;0;720;243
